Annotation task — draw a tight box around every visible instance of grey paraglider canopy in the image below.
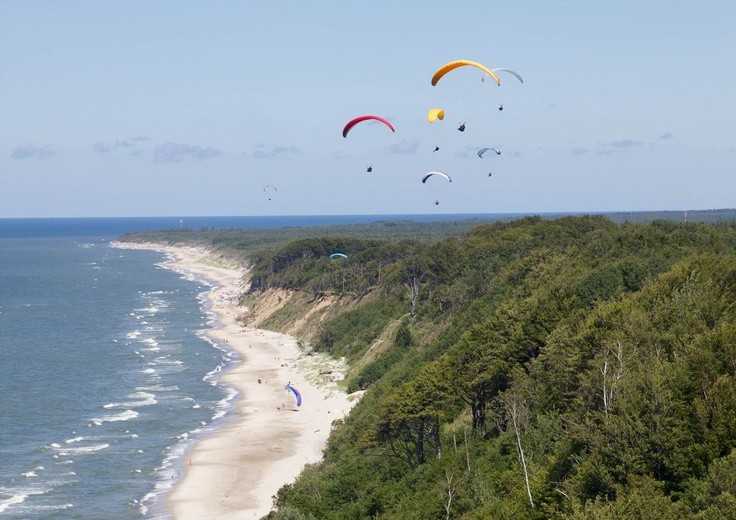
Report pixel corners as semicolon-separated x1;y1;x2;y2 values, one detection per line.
477;148;501;158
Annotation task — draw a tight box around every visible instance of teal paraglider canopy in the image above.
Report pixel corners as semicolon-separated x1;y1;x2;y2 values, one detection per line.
329;253;348;260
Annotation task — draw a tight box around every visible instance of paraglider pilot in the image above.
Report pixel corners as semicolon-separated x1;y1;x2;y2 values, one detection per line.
457;122;466;132
367;165;373;173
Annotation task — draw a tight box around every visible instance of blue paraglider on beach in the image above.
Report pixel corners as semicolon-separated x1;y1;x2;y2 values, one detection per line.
285;384;302;407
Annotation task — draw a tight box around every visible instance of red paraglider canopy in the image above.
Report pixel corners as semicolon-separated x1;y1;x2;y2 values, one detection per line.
342;115;395;138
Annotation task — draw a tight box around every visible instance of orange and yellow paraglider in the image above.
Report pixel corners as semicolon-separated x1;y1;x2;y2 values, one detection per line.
431;60;501;87
427;108;445;123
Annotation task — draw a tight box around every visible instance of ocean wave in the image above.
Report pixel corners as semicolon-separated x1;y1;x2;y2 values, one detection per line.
135;306;162;314
136;384;179;392
153;356;183;365
0;485;45;513
103;391;157;408
0;476;78;514
212;386;239;421
140;337;159;347
54;443;110;456
91;410;138;425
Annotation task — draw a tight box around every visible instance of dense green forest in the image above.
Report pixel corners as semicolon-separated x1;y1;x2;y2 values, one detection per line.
122;214;736;519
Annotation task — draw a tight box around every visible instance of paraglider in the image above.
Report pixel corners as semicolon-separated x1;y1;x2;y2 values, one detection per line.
427;108;445;123
458;122;466;132
488;172;493;177
329;253;348;260
263;184;278;201
422;171;452;184
342;115;395;138
491;68;524;84
433;146;440;153
285;384;302;407
422;171;451;206
478;148;501;158
431;60;501;86
498;104;504;111
367;165;373;173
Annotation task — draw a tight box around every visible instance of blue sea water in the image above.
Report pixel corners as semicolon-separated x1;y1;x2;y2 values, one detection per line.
0;214;508;519
0;235;238;518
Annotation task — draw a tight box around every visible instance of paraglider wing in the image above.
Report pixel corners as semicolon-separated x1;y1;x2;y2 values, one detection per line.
491;68;524;84
421;171;452;183
285;384;302;407
329;253;348;260
427;108;445;123
431;60;501;86
263;184;278;191
477;148;501;158
342;115;396;138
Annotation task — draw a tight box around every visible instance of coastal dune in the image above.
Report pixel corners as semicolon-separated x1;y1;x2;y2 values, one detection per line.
114;243;356;519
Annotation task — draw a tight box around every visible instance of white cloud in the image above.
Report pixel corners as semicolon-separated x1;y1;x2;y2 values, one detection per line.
595;139;644;156
11;143;54;160
152;142;222;163
93;137;150;154
386;139;419;155
251;145;301;159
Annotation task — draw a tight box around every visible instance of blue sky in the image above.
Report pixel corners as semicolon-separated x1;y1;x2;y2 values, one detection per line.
1;1;734;217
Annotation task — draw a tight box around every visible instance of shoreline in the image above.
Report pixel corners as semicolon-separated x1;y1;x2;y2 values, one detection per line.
112;242;357;519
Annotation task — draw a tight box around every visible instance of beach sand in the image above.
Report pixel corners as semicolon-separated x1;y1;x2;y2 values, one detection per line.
113;242;357;519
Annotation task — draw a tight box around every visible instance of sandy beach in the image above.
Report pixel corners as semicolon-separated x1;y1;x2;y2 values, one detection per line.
113;242;357;519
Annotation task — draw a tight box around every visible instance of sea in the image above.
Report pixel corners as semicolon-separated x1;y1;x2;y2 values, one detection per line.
0;214;502;519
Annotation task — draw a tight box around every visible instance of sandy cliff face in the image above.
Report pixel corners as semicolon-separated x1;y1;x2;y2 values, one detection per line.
238;288;350;343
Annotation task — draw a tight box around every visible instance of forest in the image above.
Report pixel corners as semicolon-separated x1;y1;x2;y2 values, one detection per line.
121;214;736;519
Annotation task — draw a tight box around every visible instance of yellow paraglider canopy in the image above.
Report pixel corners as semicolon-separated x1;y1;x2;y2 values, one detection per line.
427;108;445;123
431;60;501;86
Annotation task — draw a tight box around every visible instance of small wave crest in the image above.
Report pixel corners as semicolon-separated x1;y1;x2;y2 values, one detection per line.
54;443;110;456
103;391;157;409
91;409;139;425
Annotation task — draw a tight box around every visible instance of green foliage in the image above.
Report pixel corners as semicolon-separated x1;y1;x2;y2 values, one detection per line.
316;296;405;363
265;217;736;519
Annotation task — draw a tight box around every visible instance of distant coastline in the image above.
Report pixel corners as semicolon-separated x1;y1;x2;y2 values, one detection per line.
2;209;735;239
